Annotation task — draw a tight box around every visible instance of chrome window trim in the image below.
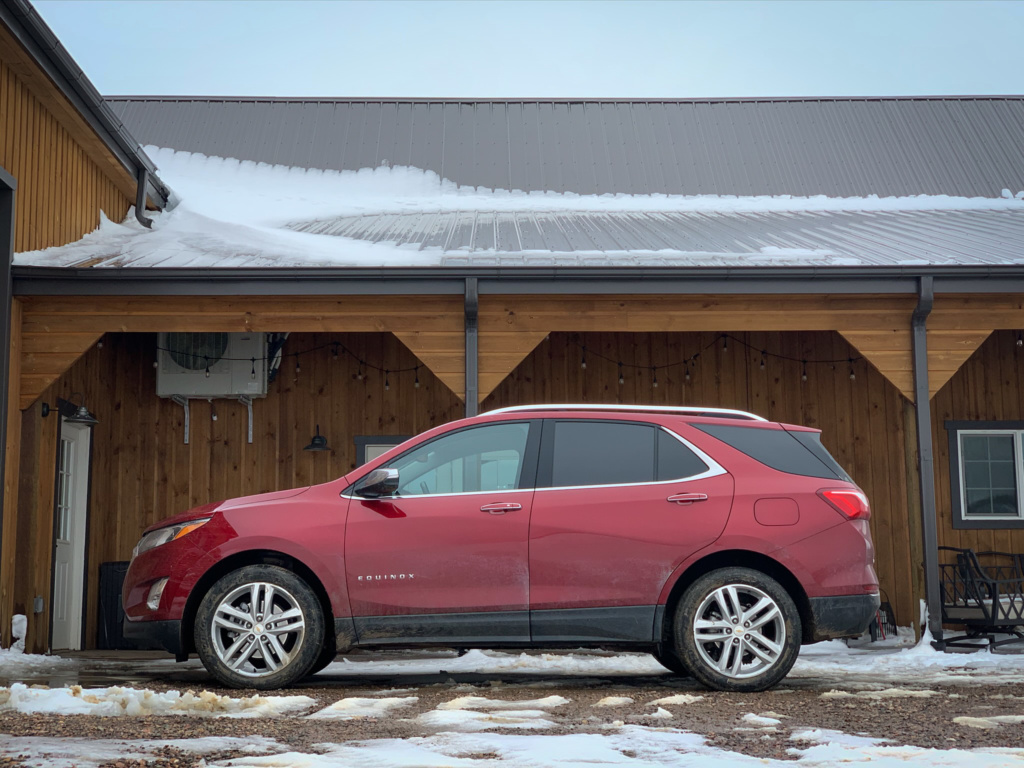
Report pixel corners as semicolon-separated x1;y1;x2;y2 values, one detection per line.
341;425;725;500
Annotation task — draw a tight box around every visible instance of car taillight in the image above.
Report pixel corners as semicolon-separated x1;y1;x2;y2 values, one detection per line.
818;488;871;520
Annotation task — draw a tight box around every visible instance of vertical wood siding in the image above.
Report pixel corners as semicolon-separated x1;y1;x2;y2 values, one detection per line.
932;330;1024;555
0;58;131;252
482;331;918;627
25;332;463;649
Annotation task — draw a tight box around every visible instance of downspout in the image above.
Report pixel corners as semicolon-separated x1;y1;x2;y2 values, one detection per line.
464;277;479;417
135;168;153;229
911;275;943;644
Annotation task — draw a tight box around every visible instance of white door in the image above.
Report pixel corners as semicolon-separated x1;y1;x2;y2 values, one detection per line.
51;421;91;651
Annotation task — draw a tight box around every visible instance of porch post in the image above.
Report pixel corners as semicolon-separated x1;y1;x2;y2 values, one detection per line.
465;277;479;417
911;275;943;643
0;166;16;645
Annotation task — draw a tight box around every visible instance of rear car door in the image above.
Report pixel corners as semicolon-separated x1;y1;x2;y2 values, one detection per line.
345;420;540;644
529;419;734;642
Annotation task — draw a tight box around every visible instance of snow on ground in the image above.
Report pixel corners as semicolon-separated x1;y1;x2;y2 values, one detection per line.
0;734;286;768
307;696;418;720
649;694;704;706
12;146;1024;269
594;696;634;707
0;683;314;717
437;695;570;711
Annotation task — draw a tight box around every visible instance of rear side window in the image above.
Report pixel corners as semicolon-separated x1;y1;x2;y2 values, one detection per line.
693;423;848;481
549;421;710;487
552;421;655;487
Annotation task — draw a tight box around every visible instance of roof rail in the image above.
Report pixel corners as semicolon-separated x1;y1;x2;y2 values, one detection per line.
484;404;767;421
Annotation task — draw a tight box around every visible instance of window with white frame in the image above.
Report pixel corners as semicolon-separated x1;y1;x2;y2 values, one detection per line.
947;421;1024;529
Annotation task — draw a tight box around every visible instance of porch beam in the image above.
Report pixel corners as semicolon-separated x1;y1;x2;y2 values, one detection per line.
911;276;943;643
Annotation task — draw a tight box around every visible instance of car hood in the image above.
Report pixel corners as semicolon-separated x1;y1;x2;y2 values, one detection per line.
141;487;311;534
217;486;311;510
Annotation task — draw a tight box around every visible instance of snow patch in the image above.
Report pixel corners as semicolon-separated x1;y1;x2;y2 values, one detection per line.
790;728;888;746
650;693;705;706
954;715;1024;729
593;696;634;707
649;706;674;719
742;712;783;727
307;696;418;720
0;683;315;717
436;695;570;711
416;708;557;732
821;687;940;699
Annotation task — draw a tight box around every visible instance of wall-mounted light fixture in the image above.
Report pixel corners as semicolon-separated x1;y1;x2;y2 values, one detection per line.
304;425;329;452
64;392;98;426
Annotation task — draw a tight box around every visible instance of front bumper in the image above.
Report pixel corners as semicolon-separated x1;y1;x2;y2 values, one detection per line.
123;618;186;660
807;593;880;642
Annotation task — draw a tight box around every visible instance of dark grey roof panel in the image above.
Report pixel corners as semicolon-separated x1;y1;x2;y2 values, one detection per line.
105;97;1024;198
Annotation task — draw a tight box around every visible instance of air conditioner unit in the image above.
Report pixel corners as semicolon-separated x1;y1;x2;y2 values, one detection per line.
156;332;268;398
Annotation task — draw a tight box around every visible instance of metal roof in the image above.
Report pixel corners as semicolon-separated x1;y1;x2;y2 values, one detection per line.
286;208;1024;268
1;0;170;208
15;207;1023;270
105;96;1024;198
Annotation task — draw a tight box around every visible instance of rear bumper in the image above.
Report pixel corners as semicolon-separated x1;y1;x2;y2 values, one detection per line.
123;618;185;659
808;593;880;642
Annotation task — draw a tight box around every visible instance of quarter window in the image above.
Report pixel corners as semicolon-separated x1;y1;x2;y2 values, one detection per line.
389;422;530;496
947;423;1024;529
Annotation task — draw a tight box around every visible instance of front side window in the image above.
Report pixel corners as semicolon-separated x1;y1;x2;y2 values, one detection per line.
388;422;530;496
947;422;1024;529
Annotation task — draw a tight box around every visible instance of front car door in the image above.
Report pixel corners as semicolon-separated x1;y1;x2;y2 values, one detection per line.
529;418;734;643
345;420;540;645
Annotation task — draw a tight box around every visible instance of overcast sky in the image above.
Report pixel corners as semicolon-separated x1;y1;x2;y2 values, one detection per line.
34;0;1024;99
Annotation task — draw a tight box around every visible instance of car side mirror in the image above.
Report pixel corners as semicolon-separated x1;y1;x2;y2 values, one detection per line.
354;467;399;499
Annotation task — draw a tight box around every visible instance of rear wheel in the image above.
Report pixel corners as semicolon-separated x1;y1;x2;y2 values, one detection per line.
673;567;800;692
194;565;324;690
652;645;690;676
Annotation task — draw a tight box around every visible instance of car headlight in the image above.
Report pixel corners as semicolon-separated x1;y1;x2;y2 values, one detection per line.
132;518;211;559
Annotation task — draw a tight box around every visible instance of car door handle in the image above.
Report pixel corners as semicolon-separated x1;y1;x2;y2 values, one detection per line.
480;502;522;514
667;493;709;505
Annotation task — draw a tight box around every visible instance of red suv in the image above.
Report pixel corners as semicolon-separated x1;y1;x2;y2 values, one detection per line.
123;405;878;692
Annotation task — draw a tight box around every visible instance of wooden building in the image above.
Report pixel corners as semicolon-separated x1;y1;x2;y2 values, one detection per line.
3;1;1024;655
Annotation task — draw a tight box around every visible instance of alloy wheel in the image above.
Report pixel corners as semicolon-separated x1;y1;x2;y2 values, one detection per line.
210;581;306;678
691;583;785;680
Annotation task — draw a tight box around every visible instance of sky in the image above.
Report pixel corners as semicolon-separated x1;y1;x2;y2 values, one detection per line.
33;0;1024;99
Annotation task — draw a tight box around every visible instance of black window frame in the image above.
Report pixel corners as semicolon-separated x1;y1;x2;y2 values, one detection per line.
947;420;1024;530
536;418;711;489
347;420;542;496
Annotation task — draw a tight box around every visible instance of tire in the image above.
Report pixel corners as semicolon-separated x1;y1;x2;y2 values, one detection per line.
304;638;338;678
652;645;691;676
673;567;801;693
194;565;325;690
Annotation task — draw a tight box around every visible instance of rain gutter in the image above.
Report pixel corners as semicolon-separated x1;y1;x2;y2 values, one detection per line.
11;265;1024;297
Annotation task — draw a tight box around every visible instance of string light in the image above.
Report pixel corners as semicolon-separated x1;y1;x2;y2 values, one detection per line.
250;357;257;380
848;358;856;381
1017;332;1023;349
581;347;587;370
652;368;659;388
357;361;365;381
384;370;391;391
801;360;808;382
760;351;767;370
684;364;691;382
204;357;210;378
618;362;625;386
295;355;301;375
332;343;340;360
414;367;420;388
722;337;728;352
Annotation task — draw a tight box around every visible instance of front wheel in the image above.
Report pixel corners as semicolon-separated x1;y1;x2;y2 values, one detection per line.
673;567;801;692
194;565;325;690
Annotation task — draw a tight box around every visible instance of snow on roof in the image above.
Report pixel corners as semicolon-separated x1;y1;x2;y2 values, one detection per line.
14;147;1024;270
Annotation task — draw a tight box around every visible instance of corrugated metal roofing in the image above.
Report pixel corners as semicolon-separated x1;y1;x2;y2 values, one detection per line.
18;207;1021;269
105;97;1024;198
289;208;1024;268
